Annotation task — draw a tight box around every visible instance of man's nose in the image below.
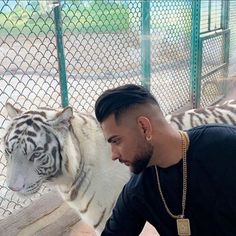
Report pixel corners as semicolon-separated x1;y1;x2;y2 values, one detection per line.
111;146;120;161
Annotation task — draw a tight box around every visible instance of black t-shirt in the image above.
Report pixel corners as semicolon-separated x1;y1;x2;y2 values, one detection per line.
101;124;236;236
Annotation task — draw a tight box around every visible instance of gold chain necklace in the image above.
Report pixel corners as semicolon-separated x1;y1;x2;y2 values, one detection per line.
154;131;191;236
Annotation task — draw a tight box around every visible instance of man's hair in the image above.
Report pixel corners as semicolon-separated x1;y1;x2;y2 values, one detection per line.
95;84;159;123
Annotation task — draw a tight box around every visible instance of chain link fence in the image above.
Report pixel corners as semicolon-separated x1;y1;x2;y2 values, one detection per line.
0;0;235;220
197;0;225;106
0;0;61;219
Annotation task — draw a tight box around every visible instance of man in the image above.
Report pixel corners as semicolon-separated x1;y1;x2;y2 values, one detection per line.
95;84;236;236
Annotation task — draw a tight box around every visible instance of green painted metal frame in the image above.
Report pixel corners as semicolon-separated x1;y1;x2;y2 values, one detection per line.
52;0;230;107
208;0;211;32
141;0;151;90
200;29;230;78
191;0;230;107
221;0;230;95
190;0;201;108
53;2;69;108
199;29;230;104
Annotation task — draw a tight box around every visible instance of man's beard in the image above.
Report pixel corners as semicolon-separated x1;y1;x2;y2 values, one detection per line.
130;143;153;174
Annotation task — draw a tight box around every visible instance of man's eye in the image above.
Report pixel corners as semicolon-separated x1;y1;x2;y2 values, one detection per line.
111;139;120;144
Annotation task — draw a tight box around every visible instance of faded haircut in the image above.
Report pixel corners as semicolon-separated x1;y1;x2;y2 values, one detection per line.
95;84;160;123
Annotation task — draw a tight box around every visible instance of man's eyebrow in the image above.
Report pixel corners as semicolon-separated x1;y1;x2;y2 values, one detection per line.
107;135;119;143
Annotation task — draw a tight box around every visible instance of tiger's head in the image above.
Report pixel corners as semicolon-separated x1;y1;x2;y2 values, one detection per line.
3;103;73;195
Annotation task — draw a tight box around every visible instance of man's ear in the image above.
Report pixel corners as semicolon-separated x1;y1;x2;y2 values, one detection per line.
137;116;152;140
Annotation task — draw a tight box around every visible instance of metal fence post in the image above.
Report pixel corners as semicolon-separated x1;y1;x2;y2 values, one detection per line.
53;1;68;108
191;0;201;108
141;0;151;90
222;0;230;95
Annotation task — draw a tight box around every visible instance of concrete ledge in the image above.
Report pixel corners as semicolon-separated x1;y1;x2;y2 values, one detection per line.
0;191;159;236
0;190;83;236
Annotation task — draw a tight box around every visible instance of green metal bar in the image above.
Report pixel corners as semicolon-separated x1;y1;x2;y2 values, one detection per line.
221;0;229;31
53;1;68;108
201;29;230;41
221;0;230;95
208;0;211;32
201;63;227;79
141;0;151;90
191;0;201;108
200;28;222;35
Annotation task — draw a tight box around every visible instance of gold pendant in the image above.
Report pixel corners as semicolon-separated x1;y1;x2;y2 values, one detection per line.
177;218;191;236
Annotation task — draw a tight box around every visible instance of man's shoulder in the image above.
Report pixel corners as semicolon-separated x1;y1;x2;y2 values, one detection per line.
187;123;236;157
188;123;236;138
189;123;236;131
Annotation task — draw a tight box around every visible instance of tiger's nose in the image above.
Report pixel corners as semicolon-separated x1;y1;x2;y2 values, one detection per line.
8;185;23;192
7;175;25;192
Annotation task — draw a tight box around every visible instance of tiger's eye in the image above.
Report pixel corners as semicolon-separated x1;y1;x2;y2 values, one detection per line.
29;152;41;161
5;148;11;155
33;152;41;157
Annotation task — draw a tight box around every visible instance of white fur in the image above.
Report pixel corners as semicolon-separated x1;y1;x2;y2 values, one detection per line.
5;100;236;234
58;112;130;233
4;104;130;235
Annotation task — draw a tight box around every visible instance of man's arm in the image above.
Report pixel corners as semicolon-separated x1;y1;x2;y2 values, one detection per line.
101;184;146;236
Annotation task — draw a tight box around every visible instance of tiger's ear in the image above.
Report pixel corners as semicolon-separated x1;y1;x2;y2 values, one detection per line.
48;106;74;130
5;103;22;118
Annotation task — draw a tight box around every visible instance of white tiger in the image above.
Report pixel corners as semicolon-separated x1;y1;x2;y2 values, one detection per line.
165;99;236;129
3;103;130;234
3;100;236;235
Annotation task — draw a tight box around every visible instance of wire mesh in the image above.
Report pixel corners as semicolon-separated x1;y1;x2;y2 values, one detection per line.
201;35;224;76
150;0;192;114
62;1;142;113
0;0;59;219
199;32;227;107
200;69;225;107
200;0;222;34
198;0;233;106
0;0;235;220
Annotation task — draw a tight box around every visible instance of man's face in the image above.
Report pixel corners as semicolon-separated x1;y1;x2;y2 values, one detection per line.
101;114;153;174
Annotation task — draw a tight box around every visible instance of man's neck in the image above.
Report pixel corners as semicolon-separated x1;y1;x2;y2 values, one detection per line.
148;129;183;168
